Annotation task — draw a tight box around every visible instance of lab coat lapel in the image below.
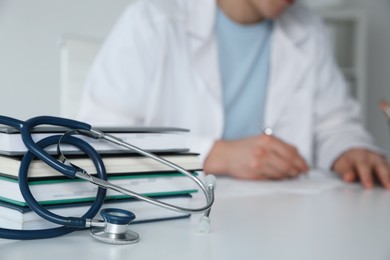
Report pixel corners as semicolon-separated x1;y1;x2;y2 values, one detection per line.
186;0;222;103
264;18;312;129
186;1;313;131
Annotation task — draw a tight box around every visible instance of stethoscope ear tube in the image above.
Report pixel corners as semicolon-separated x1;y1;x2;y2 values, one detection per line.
0;226;79;240
95;131;216;213
11;134;107;239
26;116;92;131
0;115;25;129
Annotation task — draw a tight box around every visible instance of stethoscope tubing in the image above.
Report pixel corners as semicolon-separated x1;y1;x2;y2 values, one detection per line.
77;171;214;214
19;135;107;228
0;116;106;240
21;116;92;178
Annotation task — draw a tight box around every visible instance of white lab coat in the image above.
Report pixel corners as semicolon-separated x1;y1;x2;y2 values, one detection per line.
79;0;378;170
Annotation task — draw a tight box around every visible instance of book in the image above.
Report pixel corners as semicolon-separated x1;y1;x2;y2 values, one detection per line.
0;152;202;179
0;172;199;206
0;194;192;230
0;125;200;230
0;126;190;155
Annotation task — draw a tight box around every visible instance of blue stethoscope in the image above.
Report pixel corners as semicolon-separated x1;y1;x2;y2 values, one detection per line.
0;115;216;244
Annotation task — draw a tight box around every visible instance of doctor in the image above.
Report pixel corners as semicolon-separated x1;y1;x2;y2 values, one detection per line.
79;0;390;189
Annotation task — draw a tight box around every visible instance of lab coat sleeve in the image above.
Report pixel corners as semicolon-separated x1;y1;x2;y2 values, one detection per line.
78;2;156;126
312;18;383;170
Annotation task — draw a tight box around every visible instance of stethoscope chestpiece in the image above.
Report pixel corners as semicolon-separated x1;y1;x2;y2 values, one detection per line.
90;208;139;245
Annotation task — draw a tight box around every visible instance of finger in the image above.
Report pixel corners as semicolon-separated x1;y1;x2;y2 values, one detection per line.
261;135;308;173
292;149;310;173
333;156;357;183
284;146;309;174
372;159;390;190
261;165;286;180
354;161;374;189
270;155;296;177
252;147;291;179
258;146;302;178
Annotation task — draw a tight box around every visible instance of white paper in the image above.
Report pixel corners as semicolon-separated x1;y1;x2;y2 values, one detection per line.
214;170;344;198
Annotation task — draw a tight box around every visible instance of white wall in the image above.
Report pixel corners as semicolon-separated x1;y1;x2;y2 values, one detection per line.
0;0;133;119
304;0;390;152
344;0;390;153
0;0;389;152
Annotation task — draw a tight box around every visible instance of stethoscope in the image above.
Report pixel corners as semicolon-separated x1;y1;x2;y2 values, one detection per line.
0;115;216;244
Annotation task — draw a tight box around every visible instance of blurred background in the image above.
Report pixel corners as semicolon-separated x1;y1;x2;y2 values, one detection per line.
0;0;389;152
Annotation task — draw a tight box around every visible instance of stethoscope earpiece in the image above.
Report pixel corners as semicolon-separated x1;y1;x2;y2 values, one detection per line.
90;208;140;245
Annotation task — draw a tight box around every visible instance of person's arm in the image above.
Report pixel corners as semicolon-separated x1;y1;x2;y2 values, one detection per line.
311;16;390;189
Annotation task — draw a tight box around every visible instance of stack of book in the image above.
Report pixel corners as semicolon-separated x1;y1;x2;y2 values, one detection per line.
0;126;202;230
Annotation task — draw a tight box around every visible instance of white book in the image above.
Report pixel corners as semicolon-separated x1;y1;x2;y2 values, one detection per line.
0;195;192;230
0;172;199;206
0;153;202;179
0;126;189;155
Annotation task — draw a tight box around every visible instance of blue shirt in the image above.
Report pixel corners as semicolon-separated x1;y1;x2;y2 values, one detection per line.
216;8;272;140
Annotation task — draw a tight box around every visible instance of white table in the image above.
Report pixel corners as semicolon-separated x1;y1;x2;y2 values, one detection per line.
1;171;390;260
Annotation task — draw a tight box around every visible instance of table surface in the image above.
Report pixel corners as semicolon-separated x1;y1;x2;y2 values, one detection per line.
1;170;390;260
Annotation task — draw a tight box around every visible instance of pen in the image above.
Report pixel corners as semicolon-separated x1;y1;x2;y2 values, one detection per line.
380;100;390;120
260;124;273;136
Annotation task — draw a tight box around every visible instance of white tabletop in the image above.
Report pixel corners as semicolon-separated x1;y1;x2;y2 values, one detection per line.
1;170;390;260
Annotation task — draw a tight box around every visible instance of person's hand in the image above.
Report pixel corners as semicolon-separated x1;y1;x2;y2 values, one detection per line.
332;148;390;190
203;134;309;180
